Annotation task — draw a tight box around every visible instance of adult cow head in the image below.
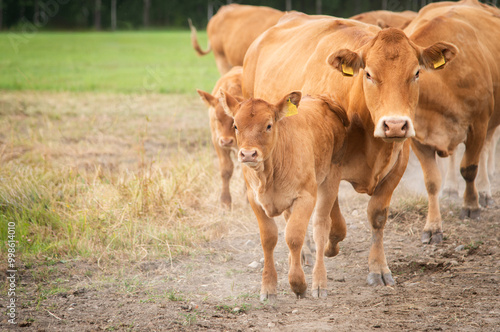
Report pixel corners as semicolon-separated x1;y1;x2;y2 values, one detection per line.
327;28;458;142
219;88;301;168
197;89;239;149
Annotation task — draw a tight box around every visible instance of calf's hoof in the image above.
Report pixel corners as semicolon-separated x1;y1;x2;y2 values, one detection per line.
367;272;395;286
421;230;443;245
260;293;277;303
312;288;328;299
459;208;480;220
479;192;495;208
295;290;307;299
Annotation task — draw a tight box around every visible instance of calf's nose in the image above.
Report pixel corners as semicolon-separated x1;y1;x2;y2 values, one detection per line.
383;119;408;138
239;149;258;163
219;137;234;147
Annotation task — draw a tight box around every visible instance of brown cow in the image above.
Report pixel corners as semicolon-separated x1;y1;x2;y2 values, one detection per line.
351;10;417;29
405;0;500;244
197;66;243;208
219;89;349;301
243;12;457;287
189;4;285;75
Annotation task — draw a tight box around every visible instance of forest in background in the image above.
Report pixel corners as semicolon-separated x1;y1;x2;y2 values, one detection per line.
2;0;491;31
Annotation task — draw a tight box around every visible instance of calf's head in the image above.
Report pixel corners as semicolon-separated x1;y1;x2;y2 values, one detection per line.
327;28;458;142
219;89;301;168
197;89;237;149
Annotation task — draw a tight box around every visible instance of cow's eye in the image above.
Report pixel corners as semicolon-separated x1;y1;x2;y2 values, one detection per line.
366;72;371;79
266;124;272;131
415;70;420;79
234;124;238;131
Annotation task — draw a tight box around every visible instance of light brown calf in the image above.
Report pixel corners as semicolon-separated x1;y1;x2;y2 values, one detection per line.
220;90;348;301
351;10;417;29
197;67;243;208
243;12;456;287
405;0;500;244
189;4;284;75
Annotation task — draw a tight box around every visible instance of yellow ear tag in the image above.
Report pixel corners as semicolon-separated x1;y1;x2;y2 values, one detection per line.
341;63;354;76
285;98;298;117
433;54;446;69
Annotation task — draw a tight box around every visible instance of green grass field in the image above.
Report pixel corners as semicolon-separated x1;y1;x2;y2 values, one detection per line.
0;31;219;94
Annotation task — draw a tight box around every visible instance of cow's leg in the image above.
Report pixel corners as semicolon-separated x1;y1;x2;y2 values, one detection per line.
488;127;500;182
324;198;346;258
215;145;233;209
459;122;488;220
247;192;278;302
285;210;314;267
442;152;460;199
477;131;494;207
367;143;409;286
285;191;316;299
311;170;341;299
411;140;443;244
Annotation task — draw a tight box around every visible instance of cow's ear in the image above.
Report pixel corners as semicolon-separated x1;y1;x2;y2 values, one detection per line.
327;49;364;77
276;91;302;121
197;89;217;107
218;88;239;118
419;42;458;70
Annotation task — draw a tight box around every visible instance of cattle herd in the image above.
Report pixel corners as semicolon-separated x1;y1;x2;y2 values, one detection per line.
190;0;500;302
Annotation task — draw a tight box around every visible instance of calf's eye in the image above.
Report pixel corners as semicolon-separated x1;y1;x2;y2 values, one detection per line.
234;125;238;130
415;70;420;79
266;124;272;131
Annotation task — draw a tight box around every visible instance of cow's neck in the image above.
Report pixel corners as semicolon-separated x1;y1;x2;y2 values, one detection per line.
344;76;374;135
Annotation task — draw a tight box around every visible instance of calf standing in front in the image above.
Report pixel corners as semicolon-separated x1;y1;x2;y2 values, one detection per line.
220;90;349;301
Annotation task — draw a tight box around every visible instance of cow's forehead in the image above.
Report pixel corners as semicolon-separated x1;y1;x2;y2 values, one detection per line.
236;99;274;125
365;28;418;66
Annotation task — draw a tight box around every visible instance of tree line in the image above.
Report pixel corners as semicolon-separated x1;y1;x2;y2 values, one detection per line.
0;0;495;31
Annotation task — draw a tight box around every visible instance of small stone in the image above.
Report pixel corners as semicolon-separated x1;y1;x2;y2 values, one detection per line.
292;309;299;314
68;307;74;311
455;245;465;252
268;322;276;328
233;307;241;313
260;257;265;263
248;261;260;269
335;276;346;282
245;240;256;247
450;260;459;266
351;210;359;216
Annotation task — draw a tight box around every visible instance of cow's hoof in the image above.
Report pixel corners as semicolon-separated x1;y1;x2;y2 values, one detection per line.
295;290;307;299
312;288;327;299
260;293;277;303
421;230;443;245
324;241;340;257
479;192;495;208
459;208;480;220
367;272;395;286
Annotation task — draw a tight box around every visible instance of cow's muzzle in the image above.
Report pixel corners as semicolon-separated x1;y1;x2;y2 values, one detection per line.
239;148;259;166
218;137;235;148
374;116;415;140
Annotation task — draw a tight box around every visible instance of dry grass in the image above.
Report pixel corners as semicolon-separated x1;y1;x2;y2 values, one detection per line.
0;91;256;266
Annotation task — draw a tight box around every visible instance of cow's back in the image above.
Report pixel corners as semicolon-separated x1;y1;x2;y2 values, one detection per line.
207;4;284;69
243;13;379;101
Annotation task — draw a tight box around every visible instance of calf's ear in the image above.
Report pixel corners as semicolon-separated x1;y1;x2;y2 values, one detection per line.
276;91;302;121
419;42;458;70
197;89;217;108
327;49;364;77
218;88;240;118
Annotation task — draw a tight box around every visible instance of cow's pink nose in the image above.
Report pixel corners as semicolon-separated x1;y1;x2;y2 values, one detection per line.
219;137;234;147
383;119;408;138
239;149;258;162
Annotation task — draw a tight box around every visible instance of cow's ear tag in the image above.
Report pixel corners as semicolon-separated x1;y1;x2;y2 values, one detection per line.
341;63;354;76
433;54;446;69
285;98;298;117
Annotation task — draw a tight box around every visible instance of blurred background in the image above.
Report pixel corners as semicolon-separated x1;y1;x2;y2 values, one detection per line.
2;0;492;31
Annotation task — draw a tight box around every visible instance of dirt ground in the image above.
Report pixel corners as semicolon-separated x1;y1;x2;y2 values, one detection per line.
1;94;499;332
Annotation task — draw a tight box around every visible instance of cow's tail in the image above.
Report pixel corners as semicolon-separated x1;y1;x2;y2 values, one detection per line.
188;18;211;56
